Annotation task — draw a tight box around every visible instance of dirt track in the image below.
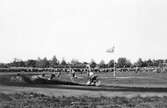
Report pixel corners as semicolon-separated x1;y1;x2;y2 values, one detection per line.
1;73;167;97
1;84;167;97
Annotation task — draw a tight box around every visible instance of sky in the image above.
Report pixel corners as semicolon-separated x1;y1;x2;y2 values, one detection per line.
0;0;167;63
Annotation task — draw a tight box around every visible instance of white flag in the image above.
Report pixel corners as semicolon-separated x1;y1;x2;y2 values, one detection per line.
106;46;115;53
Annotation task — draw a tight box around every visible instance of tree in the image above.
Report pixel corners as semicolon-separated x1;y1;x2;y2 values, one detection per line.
36;57;42;67
117;57;132;68
42;57;50;68
26;59;37;67
11;58;25;67
108;59;114;68
61;59;67;65
71;59;81;65
126;60;132;67
156;59;164;67
50;56;59;67
134;58;144;67
145;59;153;67
99;60;106;68
90;59;97;68
0;63;8;68
17;60;26;67
35;57;49;68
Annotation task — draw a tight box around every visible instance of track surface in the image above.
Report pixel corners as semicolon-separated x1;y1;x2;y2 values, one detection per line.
1;84;167;97
1;80;167;93
1;72;167;97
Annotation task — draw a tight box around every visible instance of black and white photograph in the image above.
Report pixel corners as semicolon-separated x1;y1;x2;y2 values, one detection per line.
1;0;167;107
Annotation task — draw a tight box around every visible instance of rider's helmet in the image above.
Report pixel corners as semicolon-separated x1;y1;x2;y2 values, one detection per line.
86;64;91;71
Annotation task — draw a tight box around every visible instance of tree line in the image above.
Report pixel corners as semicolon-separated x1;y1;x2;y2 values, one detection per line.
0;56;166;68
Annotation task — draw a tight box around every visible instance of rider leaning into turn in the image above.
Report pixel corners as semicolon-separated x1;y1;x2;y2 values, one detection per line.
86;64;99;85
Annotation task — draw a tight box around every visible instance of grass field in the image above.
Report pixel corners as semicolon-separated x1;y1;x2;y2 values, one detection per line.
1;92;167;108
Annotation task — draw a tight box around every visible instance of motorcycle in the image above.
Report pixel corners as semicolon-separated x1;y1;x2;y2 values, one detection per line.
86;75;101;86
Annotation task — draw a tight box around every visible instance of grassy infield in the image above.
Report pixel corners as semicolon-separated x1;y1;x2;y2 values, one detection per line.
1;92;167;108
0;71;167;108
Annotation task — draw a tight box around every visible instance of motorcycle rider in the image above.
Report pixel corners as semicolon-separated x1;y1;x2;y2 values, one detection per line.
86;64;99;85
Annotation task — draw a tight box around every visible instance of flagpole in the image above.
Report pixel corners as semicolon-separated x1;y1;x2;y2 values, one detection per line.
113;50;116;78
106;46;116;78
113;59;116;78
113;45;116;78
